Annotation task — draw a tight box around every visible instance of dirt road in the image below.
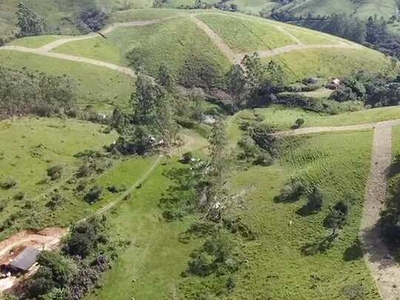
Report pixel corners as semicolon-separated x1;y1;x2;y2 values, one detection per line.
0;45;137;78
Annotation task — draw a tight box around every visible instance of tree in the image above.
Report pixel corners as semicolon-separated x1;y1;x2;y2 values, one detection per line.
157;63;176;93
190;88;205;123
78;9;108;32
294;118;305;129
208;117;228;186
325;201;350;235
225;64;247;108
306;187;324;212
16;3;46;37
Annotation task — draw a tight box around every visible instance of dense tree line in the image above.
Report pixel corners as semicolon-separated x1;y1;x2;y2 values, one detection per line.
0;67;77;119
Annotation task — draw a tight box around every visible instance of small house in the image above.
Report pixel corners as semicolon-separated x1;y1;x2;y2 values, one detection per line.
9;247;41;273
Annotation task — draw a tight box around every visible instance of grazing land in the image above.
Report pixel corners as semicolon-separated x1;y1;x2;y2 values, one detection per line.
236;105;400;130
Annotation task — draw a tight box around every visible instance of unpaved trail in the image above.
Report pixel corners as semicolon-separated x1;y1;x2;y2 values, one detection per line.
274;118;400;136
77;155;163;224
246;43;361;59
189;11;362;64
274;26;304;45
189;14;239;63
0;45;137;78
40;19;169;52
360;124;400;300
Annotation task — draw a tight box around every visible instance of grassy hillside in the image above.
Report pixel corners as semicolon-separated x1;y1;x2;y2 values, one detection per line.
53;16;232;80
0;50;134;110
0;118;118;237
83;129;379;299
236;105;400;130
0;0;155;39
41;9;391;84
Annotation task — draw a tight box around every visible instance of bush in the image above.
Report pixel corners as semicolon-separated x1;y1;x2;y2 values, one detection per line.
46;193;64;210
253;152;273;166
294;118;305;129
181;152;194;164
84;185;103;204
78;9;108;32
0;178;17;189
306;187;324;212
13;191;25;200
47;165;63;181
276;181;305;203
324;201;350;234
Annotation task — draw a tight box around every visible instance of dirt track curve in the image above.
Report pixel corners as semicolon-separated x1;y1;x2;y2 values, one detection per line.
277;118;400;299
189;14;362;65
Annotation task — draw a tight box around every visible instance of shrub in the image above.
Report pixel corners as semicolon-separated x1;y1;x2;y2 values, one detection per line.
0;178;17;189
276;181;305;202
253;152;273;166
78;9;108;32
13;191;25;200
306;187;324;212
84;185;103;204
324;201;350;234
181;152;193;164
77;164;93;178
46;193;64;210
47;165;63;181
294;118;305;129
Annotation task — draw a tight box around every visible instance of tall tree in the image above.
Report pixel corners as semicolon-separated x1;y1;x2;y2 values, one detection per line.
16;3;46;37
157;63;176;93
226;64;247;109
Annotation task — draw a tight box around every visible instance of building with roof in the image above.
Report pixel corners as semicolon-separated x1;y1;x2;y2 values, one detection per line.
9;247;41;273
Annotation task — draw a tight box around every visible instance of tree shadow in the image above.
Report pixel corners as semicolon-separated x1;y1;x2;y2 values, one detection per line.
360;222;399;269
301;234;338;256
296;204;317;217
388;154;400;178
343;238;363;261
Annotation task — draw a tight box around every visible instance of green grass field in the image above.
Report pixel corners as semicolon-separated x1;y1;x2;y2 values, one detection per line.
53;16;231;79
235;105;400;130
227;130;378;299
110;8;185;22
87;160;203;300
85;130;379;299
268;47;391;81
0;118;117;234
7;35;66;48
0;50;134;110
196;13;296;53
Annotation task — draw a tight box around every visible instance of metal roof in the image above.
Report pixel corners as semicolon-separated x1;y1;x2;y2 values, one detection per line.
10;247;41;271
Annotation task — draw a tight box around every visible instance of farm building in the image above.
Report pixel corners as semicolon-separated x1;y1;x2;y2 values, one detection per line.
9;247;41;273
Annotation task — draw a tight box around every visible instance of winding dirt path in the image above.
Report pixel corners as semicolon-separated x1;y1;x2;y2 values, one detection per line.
0;45;137;78
189;13;362;65
39;19;169;52
78;155;163;224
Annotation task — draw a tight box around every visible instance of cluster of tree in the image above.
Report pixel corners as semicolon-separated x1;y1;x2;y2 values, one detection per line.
0;67;77;119
110;65;178;155
16;3;47;37
329;71;400;107
20;218;116;300
268;11;400;59
77;9;109;32
225;53;286;110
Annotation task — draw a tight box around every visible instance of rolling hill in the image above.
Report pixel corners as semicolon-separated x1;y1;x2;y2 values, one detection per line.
3;5;400;300
1;8;392;97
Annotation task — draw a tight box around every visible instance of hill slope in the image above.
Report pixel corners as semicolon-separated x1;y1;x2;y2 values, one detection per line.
2;8;391;93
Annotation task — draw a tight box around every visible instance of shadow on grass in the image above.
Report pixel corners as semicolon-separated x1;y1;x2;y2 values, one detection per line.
343;238;363;261
296;204;318;217
301;234;337;256
388;154;400;179
360;222;399;269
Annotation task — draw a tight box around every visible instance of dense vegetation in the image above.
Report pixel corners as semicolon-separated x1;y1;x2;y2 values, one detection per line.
19;218;120;300
0;67;77;119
